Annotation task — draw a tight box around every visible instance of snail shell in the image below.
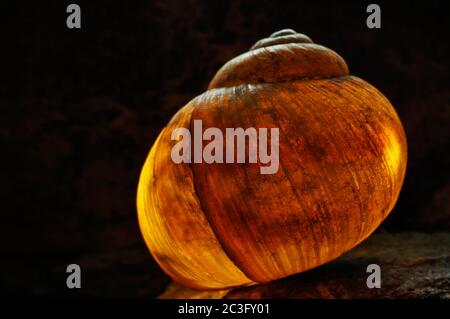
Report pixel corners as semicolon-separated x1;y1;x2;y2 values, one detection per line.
137;30;407;290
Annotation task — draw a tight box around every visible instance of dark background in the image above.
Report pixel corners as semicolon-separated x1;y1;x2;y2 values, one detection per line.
1;0;449;297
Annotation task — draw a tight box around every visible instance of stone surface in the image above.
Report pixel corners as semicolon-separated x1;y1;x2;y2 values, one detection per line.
160;233;450;299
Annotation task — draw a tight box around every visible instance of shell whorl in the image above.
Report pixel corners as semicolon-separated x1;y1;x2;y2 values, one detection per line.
208;29;349;89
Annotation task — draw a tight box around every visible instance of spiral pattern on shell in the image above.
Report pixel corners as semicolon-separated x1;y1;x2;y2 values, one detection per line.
209;29;348;89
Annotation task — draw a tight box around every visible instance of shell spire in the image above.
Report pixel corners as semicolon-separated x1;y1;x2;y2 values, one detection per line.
208;29;349;89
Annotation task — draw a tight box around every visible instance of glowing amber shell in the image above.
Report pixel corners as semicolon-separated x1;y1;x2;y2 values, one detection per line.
137;30;407;290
